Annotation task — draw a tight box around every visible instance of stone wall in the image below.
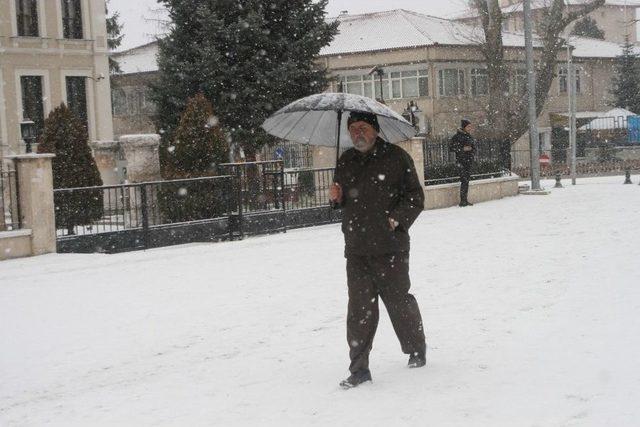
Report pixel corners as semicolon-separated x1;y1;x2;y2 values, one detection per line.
91;134;161;186
424;175;520;210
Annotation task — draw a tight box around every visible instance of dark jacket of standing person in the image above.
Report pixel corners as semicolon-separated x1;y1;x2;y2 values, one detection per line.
332;138;425;257
450;128;476;166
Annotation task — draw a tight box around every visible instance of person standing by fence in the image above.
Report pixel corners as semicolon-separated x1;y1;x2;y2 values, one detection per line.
450;119;476;207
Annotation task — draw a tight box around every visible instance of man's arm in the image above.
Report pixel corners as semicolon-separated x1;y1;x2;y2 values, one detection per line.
389;152;425;230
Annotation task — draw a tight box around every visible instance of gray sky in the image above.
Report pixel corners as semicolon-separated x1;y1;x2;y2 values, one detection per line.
108;0;470;51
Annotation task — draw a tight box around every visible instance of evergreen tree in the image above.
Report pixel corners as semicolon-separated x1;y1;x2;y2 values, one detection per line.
166;93;229;177
160;94;230;222
610;36;640;114
106;0;124;74
570;16;605;40
37;104;103;234
151;0;338;160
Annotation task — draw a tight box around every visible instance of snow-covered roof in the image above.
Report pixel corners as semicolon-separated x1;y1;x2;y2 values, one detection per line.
110;9;629;77
319;9;540;56
112;41;159;74
570;36;640;58
455;0;640;19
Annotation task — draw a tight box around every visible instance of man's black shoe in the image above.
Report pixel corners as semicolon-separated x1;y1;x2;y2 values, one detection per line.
408;352;426;368
339;369;372;389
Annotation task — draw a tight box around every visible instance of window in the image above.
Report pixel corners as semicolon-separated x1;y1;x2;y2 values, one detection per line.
66;76;88;130
514;69;527;95
339;68;429;100
373;73;390;100
418;69;429;97
438;69;465;97
559;67;581;94
62;0;83;39
471;68;488;96
558;67;568;93
400;70;429;98
20;75;45;137
16;0;39;37
390;72;402;99
344;75;367;96
339;74;383;99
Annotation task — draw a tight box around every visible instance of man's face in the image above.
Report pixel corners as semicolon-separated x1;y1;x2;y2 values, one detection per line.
464;124;475;134
348;121;378;153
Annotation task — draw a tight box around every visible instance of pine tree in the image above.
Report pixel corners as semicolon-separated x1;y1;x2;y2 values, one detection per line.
106;0;124;74
160;94;230;222
37;104;103;234
166;93;229;177
151;0;338;160
610;36;640;114
570;16;605;40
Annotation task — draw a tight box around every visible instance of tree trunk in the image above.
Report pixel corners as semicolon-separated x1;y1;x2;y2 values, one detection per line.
473;0;606;147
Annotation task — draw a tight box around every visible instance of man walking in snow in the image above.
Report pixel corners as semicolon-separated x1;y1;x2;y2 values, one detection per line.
329;111;426;389
449;119;476;207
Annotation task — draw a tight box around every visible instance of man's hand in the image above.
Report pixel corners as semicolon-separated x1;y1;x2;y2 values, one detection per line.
463;145;473;152
329;183;343;204
388;217;399;231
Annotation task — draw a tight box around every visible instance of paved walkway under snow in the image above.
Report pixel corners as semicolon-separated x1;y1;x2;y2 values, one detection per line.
1;176;639;426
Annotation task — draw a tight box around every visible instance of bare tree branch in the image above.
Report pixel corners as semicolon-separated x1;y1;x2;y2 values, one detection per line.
474;0;606;143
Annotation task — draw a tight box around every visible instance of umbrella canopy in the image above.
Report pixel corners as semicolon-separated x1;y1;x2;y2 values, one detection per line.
261;93;417;148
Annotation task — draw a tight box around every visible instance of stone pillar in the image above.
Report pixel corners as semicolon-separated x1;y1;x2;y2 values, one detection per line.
119;134;161;227
397;137;427;200
91;140;119;186
311;145;338;201
312;145;338;170
119;134;161;183
6;154;56;256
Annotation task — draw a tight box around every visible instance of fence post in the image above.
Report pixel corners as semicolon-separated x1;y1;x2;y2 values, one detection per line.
279;160;287;233
227;166;244;240
140;184;150;249
624;169;632;184
6;154;56;255
397;137;427;205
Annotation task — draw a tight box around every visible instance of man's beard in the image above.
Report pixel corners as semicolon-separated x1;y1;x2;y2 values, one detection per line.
353;136;374;153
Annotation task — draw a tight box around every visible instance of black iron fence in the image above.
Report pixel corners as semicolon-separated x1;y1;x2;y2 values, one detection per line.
54;175;235;238
423;138;510;185
579;115;640;146
54;161;341;253
506;115;640;177
282;167;336;210
259;141;313;169
1;167;20;232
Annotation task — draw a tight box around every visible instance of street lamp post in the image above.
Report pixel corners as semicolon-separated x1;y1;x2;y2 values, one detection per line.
376;69;385;103
368;66;385;104
567;38;578;185
20;120;37;154
524;0;542;191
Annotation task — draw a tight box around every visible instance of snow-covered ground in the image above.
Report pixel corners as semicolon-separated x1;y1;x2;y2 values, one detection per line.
1;175;639;426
